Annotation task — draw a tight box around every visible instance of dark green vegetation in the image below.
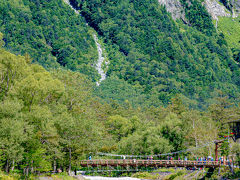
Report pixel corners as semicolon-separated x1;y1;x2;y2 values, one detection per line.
0;0;240;108
76;0;240;108
0;37;103;175
0;0;99;81
0;0;240;178
220;0;233;11
0;34;240;176
217;16;240;64
181;0;216;36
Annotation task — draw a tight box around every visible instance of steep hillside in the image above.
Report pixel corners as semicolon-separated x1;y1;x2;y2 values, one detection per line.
0;0;99;80
75;0;240;108
0;0;240;108
218;16;240;49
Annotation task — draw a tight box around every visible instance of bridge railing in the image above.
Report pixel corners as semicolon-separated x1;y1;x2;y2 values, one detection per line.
79;159;221;168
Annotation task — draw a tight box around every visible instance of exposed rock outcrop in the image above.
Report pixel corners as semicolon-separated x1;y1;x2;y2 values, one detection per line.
203;0;231;20
158;0;185;20
231;0;240;17
233;0;240;11
158;0;238;21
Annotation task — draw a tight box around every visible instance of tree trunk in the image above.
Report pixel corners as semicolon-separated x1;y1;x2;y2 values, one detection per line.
68;148;71;175
11;160;15;172
29;92;35;112
193;120;198;147
231;156;235;174
26;166;29;176
4;71;9;97
5;159;9;173
53;159;57;173
31;160;34;173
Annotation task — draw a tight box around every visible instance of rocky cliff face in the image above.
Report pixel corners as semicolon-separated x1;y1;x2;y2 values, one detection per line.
203;0;230;20
158;0;239;21
231;0;240;17
158;0;185;20
233;0;240;10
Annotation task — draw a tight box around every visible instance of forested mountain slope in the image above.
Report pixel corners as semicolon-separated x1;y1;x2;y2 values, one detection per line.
0;0;99;80
0;0;240;108
75;0;240;108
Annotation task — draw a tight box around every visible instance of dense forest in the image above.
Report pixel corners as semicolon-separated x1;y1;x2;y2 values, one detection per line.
75;0;240;108
0;0;240;178
0;33;240;176
0;0;239;108
0;0;99;81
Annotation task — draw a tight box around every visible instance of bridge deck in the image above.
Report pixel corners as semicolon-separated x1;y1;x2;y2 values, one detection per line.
80;159;221;168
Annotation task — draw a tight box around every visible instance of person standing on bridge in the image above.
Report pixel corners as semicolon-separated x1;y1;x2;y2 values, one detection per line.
203;157;206;164
150;155;153;163
89;155;92;160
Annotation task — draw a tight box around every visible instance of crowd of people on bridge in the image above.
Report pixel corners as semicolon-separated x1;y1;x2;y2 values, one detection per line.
121;155;228;164
88;154;229;164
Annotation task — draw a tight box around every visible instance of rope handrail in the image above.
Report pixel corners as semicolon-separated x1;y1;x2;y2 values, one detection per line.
80;159;220;163
97;141;215;158
79;159;222;168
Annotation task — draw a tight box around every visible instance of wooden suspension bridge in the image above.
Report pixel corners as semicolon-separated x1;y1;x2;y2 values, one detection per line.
79;121;240;172
79;159;222;169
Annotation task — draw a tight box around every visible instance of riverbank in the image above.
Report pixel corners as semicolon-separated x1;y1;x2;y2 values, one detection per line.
82;176;141;180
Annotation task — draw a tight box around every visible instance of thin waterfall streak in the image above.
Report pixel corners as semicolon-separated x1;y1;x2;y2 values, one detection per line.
63;0;79;14
63;0;108;84
93;34;108;86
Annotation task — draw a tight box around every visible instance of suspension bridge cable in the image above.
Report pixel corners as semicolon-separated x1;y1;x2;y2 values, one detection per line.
97;141;215;158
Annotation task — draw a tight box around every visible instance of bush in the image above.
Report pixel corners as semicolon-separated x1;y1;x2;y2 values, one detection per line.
164;169;187;180
132;172;159;179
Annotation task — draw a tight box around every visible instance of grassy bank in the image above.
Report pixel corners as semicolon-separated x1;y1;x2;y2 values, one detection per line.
218;16;240;49
0;172;80;180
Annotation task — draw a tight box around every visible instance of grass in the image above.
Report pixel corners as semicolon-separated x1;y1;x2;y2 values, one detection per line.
0;171;20;180
153;168;176;173
51;174;77;180
163;169;187;180
0;171;81;180
132;172;160;180
132;168;188;180
221;167;240;179
218;16;240;49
